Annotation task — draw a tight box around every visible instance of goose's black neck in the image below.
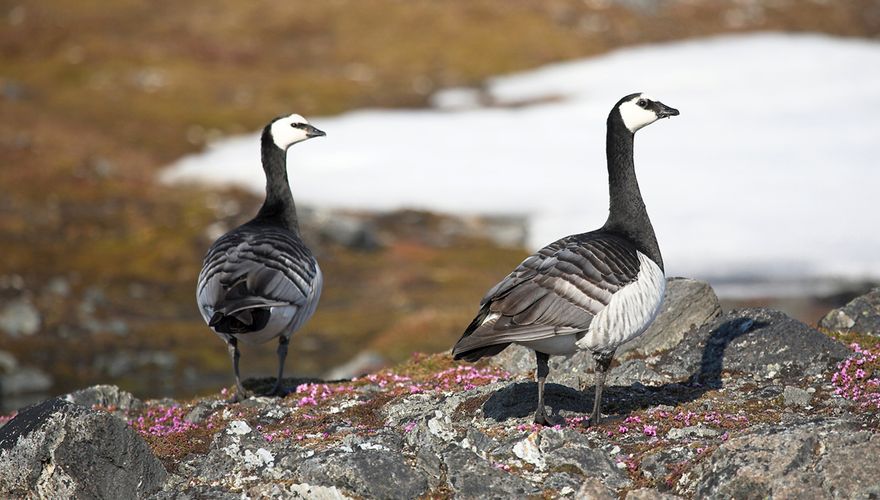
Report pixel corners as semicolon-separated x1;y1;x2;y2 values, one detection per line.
253;128;300;233
601;112;663;270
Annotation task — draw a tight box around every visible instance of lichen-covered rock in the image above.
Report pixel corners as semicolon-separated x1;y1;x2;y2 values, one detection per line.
7;301;870;499
64;384;144;414
688;418;880;499
442;445;540;499
658;308;850;385
297;446;428;499
819;288;880;336
0;398;166;498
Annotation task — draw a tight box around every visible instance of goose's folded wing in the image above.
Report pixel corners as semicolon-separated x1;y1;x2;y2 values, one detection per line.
453;232;641;358
196;228;319;323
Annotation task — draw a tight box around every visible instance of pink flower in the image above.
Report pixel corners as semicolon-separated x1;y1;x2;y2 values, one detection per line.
643;425;657;437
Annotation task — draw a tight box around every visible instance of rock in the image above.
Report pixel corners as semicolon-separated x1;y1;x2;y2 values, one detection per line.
442;445;540;499
480;215;529;249
626;488;683;499
0;298;40;337
819;288;880;336
93;350;176;378
18;302;866;498
576;477;617;500
374;209;527;249
323;350;386;380
309;210;381;250
297;447;428;499
0;352;15;373
0;350;52;399
666;425;718;440
64;385;144;413
618;278;722;361
689;418;880;499
0;398;166;497
45;277;71;298
656;308;850;385
782;386;812;407
547;445;631;490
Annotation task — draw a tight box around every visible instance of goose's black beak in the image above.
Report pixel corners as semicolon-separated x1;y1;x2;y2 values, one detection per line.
654;101;680;119
305;125;326;138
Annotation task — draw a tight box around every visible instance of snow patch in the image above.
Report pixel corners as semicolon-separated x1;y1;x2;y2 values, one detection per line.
163;33;880;283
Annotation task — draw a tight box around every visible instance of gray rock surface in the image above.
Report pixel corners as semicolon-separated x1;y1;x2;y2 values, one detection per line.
443;445;540;498
782;386;812;407
298;447;428;499
0;398;166;498
323;350;387;380
689;418;880;499
819;288;880;336
0;298;40;337
64;384;144;413
1;297;871;499
658;308;850;385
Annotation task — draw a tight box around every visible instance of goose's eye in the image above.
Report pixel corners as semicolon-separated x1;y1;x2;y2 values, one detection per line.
637;99;647;107
291;123;303;129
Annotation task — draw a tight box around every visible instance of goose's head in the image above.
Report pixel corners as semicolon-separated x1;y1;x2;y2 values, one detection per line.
268;113;326;150
614;93;679;134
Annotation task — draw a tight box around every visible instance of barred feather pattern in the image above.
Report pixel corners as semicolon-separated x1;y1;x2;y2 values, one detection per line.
452;231;652;361
196;222;322;344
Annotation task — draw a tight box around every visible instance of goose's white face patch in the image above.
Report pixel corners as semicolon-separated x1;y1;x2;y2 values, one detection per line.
270;113;312;150
618;94;659;133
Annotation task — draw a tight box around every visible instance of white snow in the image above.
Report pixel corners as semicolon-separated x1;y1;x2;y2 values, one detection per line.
163;33;880;286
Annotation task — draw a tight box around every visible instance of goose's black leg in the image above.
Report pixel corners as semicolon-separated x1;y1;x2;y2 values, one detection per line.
534;351;554;426
589;351;614;426
226;337;248;403
268;335;289;397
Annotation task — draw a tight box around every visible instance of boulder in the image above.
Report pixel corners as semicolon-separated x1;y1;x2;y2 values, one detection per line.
64;384;144;414
323;350;387;380
656;308;850;385
819;288;880;336
0;398;166;498
689;418;880;499
297;446;428;499
442;445;540;499
0;298;40;337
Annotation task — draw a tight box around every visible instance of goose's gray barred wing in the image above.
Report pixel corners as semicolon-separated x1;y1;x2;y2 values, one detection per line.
453;232;641;360
196;225;320;328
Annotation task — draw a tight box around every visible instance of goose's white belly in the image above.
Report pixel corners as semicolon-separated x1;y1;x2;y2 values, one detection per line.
576;251;666;355
519;333;584;356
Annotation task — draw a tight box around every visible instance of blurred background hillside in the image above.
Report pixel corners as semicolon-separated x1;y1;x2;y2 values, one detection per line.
1;0;879;411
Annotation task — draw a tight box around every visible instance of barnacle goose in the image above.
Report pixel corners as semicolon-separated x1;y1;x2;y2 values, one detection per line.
197;114;326;402
452;93;679;426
